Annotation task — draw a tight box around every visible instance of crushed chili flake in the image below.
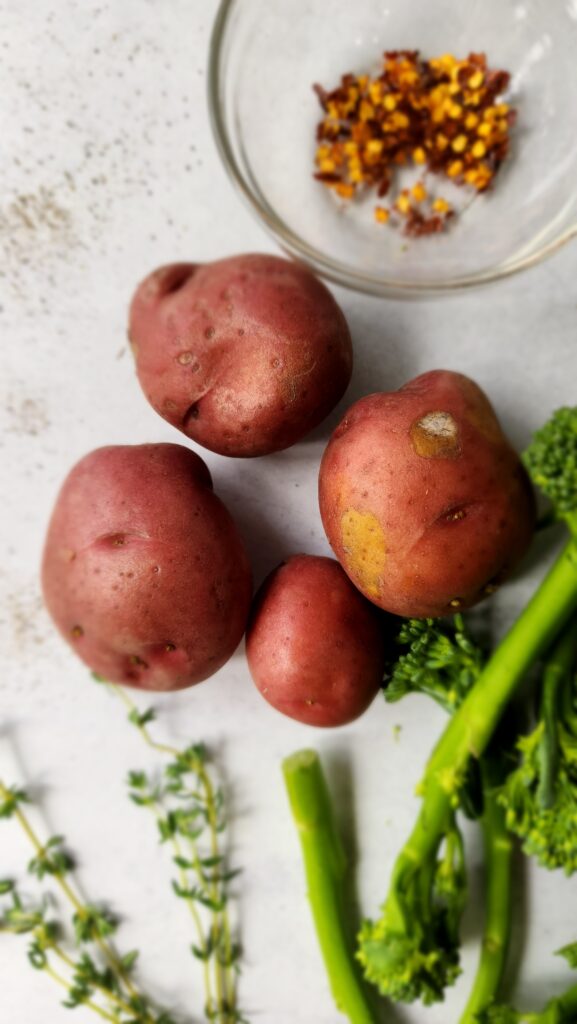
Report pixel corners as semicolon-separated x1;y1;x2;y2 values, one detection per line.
313;50;516;236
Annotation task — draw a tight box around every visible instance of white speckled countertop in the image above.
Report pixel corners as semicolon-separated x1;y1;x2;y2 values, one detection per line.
1;3;577;1023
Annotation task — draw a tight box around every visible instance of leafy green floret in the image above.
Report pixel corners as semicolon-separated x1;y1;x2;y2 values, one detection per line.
358;812;464;1004
522;407;577;519
558;942;577;969
475;941;577;1022
477;1000;564;1022
385;615;484;713
359;617;483;1005
499;621;577;875
475;1007;523;1024
500;723;577;874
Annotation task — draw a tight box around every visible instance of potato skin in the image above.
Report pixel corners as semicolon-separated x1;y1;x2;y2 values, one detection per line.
128;254;353;457
41;444;252;690
246;555;387;726
319;370;536;618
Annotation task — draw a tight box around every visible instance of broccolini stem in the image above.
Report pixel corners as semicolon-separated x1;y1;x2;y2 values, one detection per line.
429;538;577;781
536;619;577;810
283;750;377;1024
458;759;513;1024
369;538;577;992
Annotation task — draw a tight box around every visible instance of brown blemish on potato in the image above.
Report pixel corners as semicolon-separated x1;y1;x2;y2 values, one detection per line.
70;624;84;638
204;326;215;340
439;506;467;524
411;411;460;459
129;654;149;669
165;643;176;652
176;350;194;365
449;598;463;609
340;508;387;600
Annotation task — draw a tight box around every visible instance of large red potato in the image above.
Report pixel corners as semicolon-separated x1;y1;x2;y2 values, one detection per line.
129;253;353;457
318;370;536;618
246;554;388;726
42;444;252;690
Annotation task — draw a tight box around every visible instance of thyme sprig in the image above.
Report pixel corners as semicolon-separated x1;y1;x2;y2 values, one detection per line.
0;782;175;1024
112;685;247;1024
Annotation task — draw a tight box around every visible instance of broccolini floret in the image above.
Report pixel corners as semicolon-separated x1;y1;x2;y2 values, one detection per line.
522;407;577;521
477;943;577;1023
358;616;487;1007
498;619;577;874
359;406;577;1007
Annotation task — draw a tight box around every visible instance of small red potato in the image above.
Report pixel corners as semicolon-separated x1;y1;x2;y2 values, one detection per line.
42;444;252;690
246;554;388;726
318;370;536;618
129;253;353;457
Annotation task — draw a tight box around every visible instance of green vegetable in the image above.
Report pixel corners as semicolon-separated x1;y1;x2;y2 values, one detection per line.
282;750;376;1024
386;619;514;1022
0;780;169;1024
358;407;577;1004
115;685;244;1022
1;684;247;1024
498;620;577;874
459;753;513;1024
361;616;513;1018
477;945;577;1023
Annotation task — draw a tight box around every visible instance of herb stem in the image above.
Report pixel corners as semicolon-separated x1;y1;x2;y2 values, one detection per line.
0;781;140;1008
43;961;118;1022
114;684;239;1024
151;800;216;1016
197;760;229;1021
49;941;142;1019
113;685;180;758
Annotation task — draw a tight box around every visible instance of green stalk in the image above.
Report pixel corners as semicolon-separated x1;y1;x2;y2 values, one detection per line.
536;620;577;809
361;538;577;997
429;539;577;778
412;538;577;871
458;759;513;1024
283;750;376;1024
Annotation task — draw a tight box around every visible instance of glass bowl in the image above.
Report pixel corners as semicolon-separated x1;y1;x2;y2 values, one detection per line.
208;0;577;298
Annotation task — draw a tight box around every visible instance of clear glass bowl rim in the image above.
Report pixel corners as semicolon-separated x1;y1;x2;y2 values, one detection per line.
207;0;577;298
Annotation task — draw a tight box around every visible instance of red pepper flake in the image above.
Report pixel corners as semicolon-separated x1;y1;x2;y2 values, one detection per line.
313;50;516;236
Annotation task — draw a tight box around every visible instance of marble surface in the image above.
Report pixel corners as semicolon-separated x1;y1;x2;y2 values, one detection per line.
1;2;576;1022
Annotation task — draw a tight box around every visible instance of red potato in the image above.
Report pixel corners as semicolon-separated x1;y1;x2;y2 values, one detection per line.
246;555;388;726
42;444;252;691
128;253;353;458
319;370;536;618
